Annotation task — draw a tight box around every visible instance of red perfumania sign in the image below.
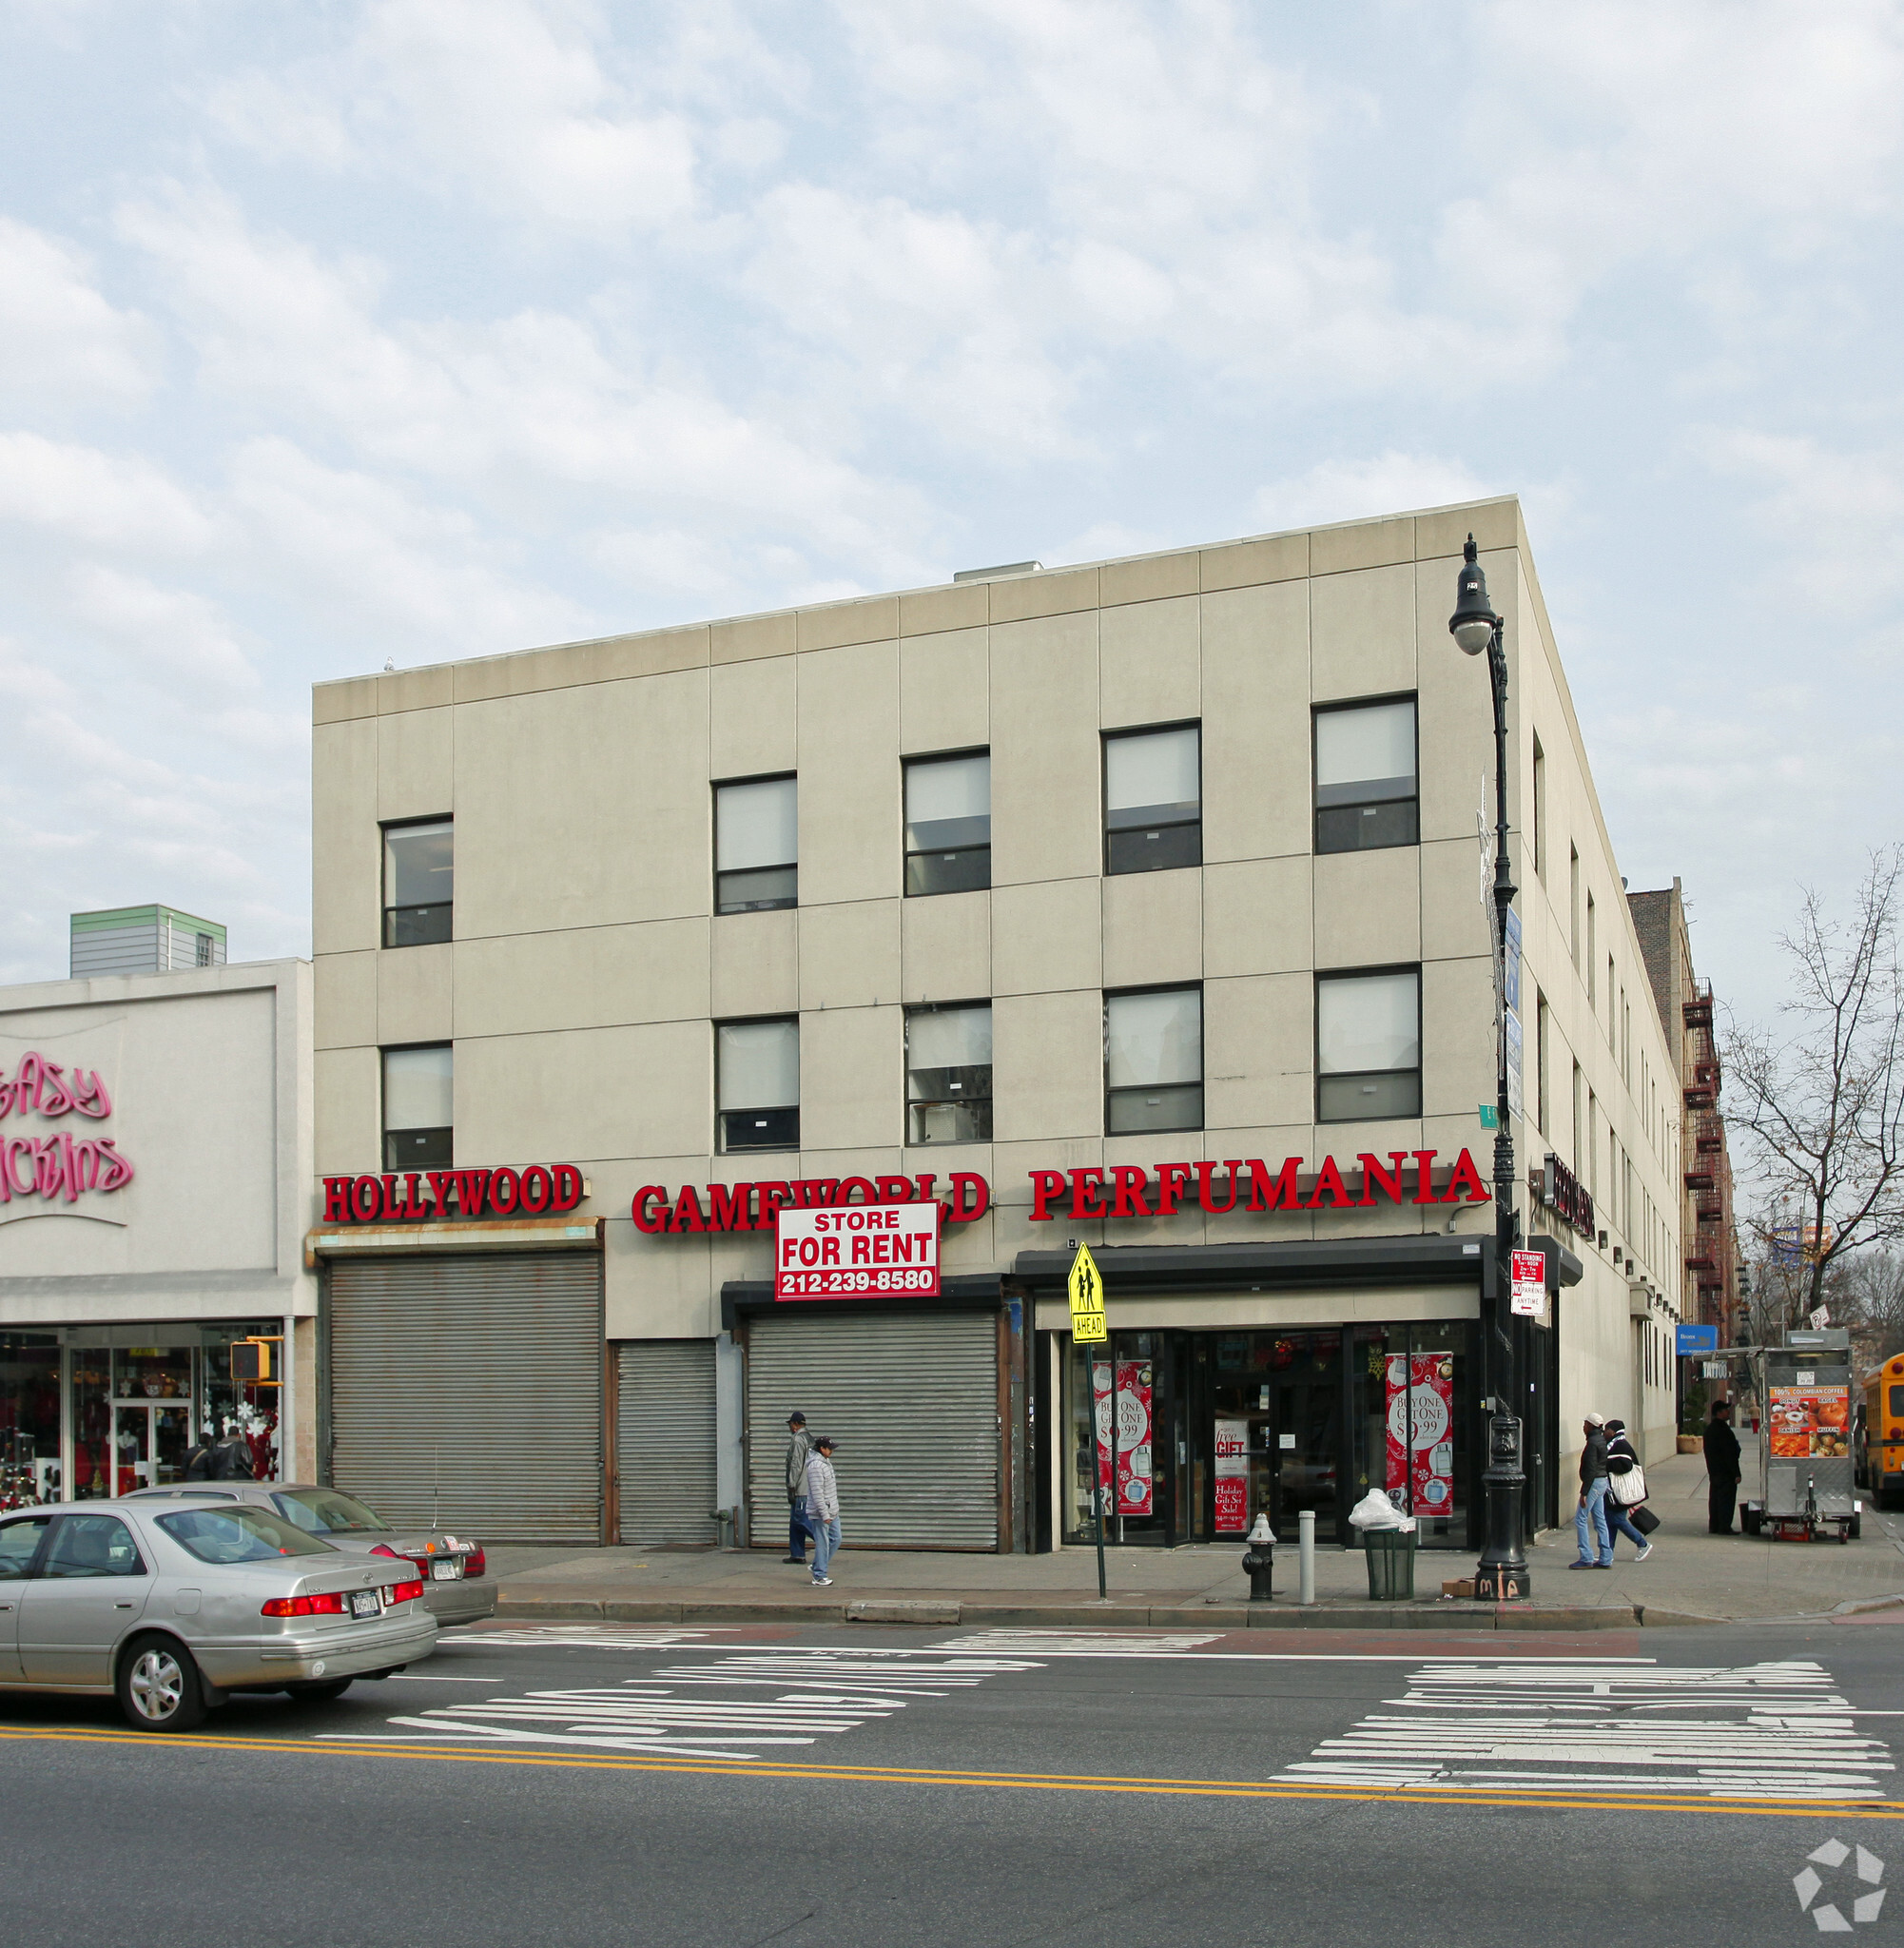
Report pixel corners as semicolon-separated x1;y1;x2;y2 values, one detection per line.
321;1165;587;1223
0;1051;133;1207
1025;1149;1490;1219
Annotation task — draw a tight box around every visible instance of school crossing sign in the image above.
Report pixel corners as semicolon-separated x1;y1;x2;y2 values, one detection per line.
1068;1243;1107;1343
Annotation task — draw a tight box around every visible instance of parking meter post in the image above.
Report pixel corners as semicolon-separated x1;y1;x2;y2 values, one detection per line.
1298;1508;1315;1606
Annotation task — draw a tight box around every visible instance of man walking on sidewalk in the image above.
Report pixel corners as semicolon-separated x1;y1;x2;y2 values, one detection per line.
1570;1412;1613;1568
783;1412;813;1565
805;1436;842;1588
1704;1398;1743;1534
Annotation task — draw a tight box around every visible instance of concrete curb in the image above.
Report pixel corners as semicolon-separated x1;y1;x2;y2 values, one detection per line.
492;1592;1680;1630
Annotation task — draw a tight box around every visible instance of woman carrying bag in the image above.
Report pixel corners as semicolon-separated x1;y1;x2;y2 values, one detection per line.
1603;1416;1658;1561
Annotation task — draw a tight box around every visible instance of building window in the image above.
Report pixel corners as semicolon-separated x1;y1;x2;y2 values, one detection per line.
1316;968;1421;1122
1314;698;1418;854
1536;991;1550;1137
1585;892;1597;1003
904;752;990;897
382;818;453;948
1105;986;1202;1134
382;1044;452;1171
715;777;797;915
194;933;213;966
1569;847;1581;964
905;1003;992;1144
716;1018;799;1153
1531;733;1546;881
1104;726;1200;875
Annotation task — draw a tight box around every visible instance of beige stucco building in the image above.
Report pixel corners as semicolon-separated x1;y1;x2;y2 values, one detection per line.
0;959;317;1503
309;494;1681;1555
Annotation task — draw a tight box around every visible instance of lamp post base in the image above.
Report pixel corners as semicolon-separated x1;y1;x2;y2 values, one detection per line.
1473;1412;1531;1602
1473;1560;1532;1603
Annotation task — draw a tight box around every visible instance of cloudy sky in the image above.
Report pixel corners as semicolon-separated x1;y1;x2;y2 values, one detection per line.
2;1;1901;1028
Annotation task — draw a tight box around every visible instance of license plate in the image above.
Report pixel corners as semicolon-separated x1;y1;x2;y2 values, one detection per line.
350;1589;381;1618
431;1561;460;1581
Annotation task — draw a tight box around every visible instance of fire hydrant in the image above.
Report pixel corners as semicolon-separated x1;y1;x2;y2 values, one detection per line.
1242;1512;1277;1602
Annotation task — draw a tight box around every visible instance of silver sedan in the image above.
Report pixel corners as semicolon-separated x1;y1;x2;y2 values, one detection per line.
126;1483;495;1627
0;1499;437;1732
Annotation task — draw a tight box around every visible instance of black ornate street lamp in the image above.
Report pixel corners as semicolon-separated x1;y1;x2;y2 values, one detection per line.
1449;536;1531;1602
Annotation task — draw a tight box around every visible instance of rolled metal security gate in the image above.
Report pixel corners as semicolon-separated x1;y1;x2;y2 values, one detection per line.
615;1340;718;1546
328;1251;603;1544
745;1309;1000;1549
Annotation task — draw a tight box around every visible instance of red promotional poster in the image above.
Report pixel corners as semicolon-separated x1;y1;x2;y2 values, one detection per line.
1214;1417;1250;1533
1385;1352;1455;1519
1093;1359;1155;1516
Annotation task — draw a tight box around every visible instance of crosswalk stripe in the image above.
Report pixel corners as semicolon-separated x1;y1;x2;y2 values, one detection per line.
1277;1659;1895;1802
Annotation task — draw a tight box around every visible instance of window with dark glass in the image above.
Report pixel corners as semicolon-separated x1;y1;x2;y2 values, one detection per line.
715;777;797;914
1313;698;1418;853
1105;986;1202;1135
717;1018;799;1153
1316;968;1421;1121
382;818;453;946
904;752;990;896
905;1003;992;1144
383;1043;452;1170
1104;726;1200;874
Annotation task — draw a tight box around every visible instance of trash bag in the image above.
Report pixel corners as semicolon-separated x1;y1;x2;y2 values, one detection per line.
1349;1489;1416;1533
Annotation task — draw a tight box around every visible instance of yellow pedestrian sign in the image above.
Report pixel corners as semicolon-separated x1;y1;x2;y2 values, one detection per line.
1068;1242;1107;1342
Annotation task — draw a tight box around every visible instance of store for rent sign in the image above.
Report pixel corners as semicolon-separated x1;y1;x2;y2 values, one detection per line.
0;1050;132;1210
774;1203;940;1299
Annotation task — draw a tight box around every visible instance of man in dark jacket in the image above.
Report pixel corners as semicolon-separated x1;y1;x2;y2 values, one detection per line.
1571;1412;1613;1568
1704;1399;1743;1533
782;1412;813;1565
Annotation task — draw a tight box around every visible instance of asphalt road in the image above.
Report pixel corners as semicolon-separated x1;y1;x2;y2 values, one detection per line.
3;1614;1900;1947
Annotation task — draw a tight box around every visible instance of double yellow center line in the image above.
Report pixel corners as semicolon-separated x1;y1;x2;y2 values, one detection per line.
3;1724;1900;1821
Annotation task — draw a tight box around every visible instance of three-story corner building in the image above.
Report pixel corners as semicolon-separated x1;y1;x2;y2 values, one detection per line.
308;494;1682;1552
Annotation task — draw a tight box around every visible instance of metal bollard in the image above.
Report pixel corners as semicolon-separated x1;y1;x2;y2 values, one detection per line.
1242;1512;1277;1601
1298;1508;1315;1606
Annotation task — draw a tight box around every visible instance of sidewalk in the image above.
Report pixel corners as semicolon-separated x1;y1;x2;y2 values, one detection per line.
486;1441;1904;1632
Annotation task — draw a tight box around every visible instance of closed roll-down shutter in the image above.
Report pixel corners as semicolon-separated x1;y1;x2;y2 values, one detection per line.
329;1252;602;1544
746;1310;998;1549
616;1341;718;1546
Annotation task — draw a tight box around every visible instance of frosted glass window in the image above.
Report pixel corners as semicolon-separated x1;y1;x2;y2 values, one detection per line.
716;777;797;913
1317;969;1421;1122
905;752;990;895
1106;987;1202;1134
906;1003;992;1144
717;1020;799;1109
1104;726;1200;874
1314;699;1418;854
383;1044;452;1169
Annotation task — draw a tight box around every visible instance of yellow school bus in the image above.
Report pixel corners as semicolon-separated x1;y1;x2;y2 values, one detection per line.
1857;1354;1904;1508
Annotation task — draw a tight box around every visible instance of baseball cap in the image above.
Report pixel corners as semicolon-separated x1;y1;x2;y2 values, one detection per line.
1583;1411;1606;1427
787;1412;806;1425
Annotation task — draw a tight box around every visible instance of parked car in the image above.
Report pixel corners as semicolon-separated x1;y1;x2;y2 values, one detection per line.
0;1498;437;1732
126;1483;495;1627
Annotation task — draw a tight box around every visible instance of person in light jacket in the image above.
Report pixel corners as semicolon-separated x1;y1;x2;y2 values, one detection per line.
1603;1416;1654;1561
804;1436;842;1588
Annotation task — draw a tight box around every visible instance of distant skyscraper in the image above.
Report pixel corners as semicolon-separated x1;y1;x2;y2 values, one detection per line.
69;906;227;978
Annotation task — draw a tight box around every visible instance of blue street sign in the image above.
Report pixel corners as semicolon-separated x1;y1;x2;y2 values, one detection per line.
1676;1323;1719;1357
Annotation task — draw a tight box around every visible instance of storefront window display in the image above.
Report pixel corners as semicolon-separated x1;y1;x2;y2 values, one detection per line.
1062;1334;1176;1546
66;1323;283;1502
1350;1320;1474;1547
0;1335;61;1508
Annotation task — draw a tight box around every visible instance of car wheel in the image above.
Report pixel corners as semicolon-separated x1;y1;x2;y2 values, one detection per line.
117;1636;208;1733
284;1678;354;1704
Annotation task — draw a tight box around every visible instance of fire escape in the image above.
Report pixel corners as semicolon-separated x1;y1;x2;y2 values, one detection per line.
1681;984;1728;1324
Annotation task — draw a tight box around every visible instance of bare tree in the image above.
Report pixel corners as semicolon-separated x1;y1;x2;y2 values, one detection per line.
1725;848;1904;1324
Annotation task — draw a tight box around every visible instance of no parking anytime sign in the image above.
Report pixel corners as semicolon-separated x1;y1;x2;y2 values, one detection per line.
775;1202;941;1299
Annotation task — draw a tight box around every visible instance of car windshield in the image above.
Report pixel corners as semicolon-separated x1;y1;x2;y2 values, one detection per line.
156;1508;336;1564
271;1489;393;1535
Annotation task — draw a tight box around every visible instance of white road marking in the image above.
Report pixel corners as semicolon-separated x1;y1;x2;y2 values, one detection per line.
1278;1659;1896;1801
327;1646;1043;1759
942;1630;1226;1656
439;1626;744;1650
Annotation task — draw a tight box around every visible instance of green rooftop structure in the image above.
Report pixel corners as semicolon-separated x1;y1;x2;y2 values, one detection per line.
69;906;227;979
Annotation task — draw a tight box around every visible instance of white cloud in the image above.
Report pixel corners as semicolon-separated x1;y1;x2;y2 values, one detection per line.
0;218;158;406
1253;453;1503;534
0;434;212;553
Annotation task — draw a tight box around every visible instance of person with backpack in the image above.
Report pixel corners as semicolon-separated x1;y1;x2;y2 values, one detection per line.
1603;1416;1655;1561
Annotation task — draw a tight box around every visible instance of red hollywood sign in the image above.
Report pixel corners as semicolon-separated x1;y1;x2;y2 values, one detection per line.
632;1171;990;1235
321;1165;587;1223
0;1050;133;1207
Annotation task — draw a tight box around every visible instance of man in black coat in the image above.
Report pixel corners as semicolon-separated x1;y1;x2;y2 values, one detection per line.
1704;1400;1742;1533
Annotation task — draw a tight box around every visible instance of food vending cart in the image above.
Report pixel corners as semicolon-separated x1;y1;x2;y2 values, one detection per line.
1741;1327;1861;1542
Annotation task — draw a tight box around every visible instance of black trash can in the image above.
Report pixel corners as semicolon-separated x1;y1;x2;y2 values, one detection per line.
1364;1529;1417;1601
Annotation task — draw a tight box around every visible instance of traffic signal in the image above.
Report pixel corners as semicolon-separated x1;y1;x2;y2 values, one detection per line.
230;1338;274;1383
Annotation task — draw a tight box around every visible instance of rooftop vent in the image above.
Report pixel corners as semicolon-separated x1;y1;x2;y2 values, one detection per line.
952;560;1042;583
